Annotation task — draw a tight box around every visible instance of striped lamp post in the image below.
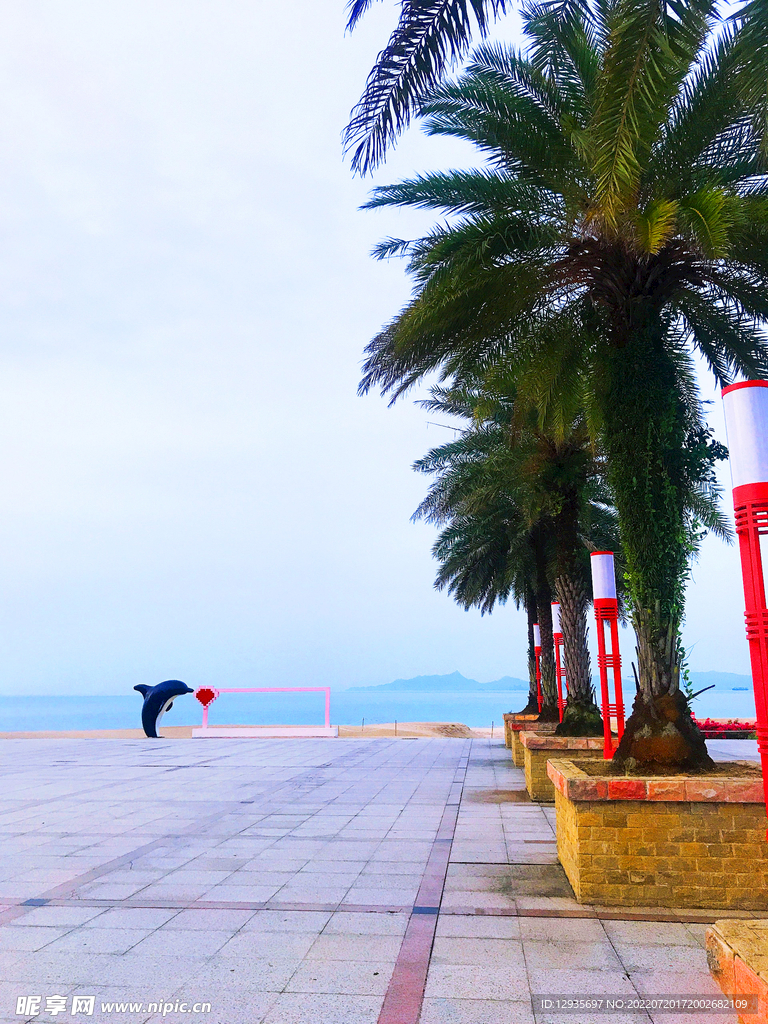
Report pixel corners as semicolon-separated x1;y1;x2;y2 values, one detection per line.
533;623;543;713
552;602;567;723
722;380;768;827
591;551;626;758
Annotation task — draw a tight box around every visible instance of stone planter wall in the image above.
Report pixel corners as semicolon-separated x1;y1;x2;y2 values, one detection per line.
548;759;768;910
510;721;558;767
521;734;607;802
503;712;538;750
707;920;768;1023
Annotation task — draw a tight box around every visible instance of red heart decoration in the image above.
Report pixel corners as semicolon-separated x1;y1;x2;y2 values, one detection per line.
195;687;218;708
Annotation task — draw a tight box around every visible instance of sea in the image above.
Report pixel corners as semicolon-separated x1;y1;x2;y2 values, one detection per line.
0;686;757;733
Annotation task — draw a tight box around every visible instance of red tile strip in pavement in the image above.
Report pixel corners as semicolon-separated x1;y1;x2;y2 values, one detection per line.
377;741;471;1024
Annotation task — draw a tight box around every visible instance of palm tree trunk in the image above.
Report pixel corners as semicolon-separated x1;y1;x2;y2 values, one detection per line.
535;587;559;721
600;326;712;771
517;593;540;714
555;573;603;736
550;488;602;735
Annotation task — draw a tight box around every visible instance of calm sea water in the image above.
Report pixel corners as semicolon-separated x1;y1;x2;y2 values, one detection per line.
0;686;757;732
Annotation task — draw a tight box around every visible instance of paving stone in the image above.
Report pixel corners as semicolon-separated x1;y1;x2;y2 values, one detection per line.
260;992;382;1024
323;912;408;936
244;910;331;933
525;937;625;974
217;931;316;959
0;926;71;951
602;920;699;947
305;933;402;962
285;959;393;995
43;928;152;954
419;997;535;1024
424;963;530;1001
435;915;520;939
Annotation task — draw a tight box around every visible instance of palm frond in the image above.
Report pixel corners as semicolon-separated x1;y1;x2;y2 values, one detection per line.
344;0;509;174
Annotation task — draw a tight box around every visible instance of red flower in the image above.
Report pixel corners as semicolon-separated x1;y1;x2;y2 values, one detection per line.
195;687;218;708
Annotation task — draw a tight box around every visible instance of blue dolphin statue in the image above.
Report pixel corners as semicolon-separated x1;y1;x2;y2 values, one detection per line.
134;679;193;738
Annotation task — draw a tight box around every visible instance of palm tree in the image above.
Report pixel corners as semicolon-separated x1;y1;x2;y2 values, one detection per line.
414;384;620;731
412;397;559;716
358;4;753;769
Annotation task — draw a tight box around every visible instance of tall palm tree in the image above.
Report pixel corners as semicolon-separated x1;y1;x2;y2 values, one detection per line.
414;384;620;730
358;4;751;768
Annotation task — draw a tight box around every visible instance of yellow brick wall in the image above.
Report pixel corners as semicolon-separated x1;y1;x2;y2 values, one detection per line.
555;790;768;909
511;729;525;767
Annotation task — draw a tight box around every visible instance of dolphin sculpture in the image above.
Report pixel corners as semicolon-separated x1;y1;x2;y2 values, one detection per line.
134;679;193;738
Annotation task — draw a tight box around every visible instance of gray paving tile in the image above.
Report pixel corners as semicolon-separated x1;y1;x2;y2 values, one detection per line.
244;910;331;933
425;963;530;1001
420;997;535;1024
260;992;382;1024
217;931;316;959
42;928;152;954
526;968;637;997
519;917;605;943
160;908;255;931
305;933;402;962
0;926;70;951
524;938;621;972
83;908;179;929
8;906;104;927
436;915;520;939
431;936;528;968
285;959;393;995
629;965;722;993
616;944;710;974
191;957;304;993
323;911;408;936
131;929;234;957
602;920;699;947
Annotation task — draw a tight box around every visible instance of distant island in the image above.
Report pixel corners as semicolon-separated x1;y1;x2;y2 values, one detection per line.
348;671;529;692
348;669;752;693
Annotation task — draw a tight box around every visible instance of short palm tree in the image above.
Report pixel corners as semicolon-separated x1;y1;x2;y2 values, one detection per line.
412;398;560;717
359;2;753;769
414;384;620;731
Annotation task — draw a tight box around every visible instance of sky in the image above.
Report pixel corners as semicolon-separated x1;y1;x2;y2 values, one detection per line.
0;0;750;695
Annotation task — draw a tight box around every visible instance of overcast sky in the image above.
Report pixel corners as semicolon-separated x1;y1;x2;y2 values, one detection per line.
0;0;747;695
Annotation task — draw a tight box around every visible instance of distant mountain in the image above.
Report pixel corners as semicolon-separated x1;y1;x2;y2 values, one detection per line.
481;675;530;690
689;671;752;690
349;671;529;692
349;669;752;694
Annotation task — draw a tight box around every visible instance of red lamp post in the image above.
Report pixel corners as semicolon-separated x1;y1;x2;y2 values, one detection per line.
591;551;625;758
722;380;768;828
552;602;567;722
533;623;543;713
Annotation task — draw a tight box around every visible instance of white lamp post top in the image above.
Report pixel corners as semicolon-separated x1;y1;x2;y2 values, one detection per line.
551;602;561;635
722;381;768;489
533;624;541;648
591;551;617;601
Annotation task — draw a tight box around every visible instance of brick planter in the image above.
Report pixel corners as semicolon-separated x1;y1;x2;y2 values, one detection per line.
510;720;558;767
707;920;768;1023
502;712;538;750
521;734;607;802
548;759;768;909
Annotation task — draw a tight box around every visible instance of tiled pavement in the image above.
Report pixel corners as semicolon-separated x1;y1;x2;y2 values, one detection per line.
0;737;757;1024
